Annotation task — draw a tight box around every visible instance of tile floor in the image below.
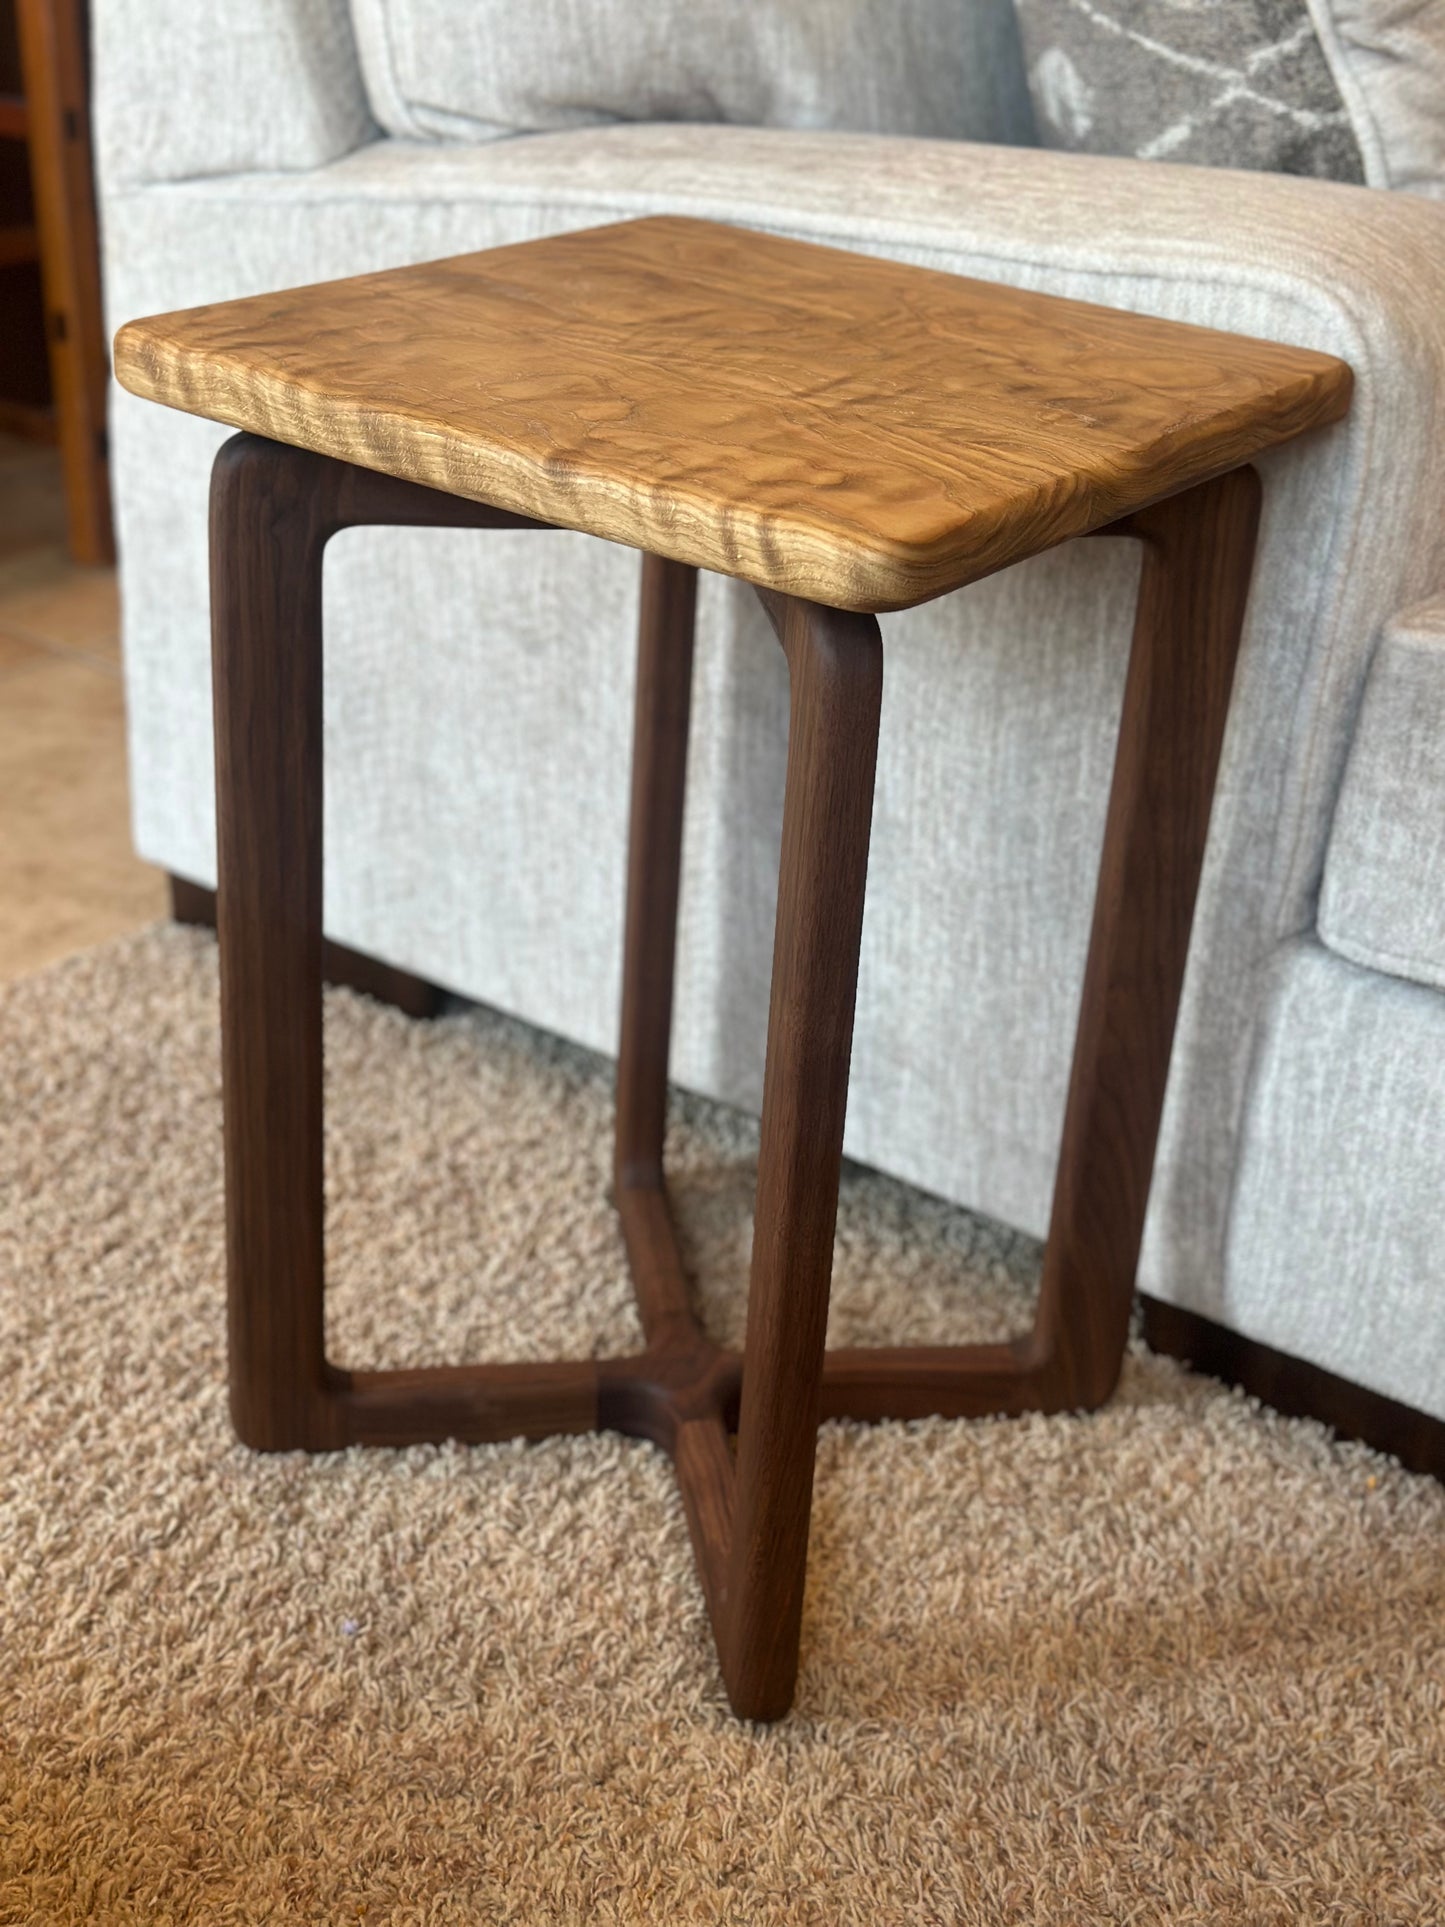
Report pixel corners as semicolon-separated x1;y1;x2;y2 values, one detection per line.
0;432;167;983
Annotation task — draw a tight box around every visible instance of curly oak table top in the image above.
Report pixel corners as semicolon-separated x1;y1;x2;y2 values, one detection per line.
114;215;1351;613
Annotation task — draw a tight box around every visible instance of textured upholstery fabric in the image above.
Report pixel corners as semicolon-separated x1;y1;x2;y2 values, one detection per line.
1014;0;1367;180
1225;940;1445;1422
1319;596;1445;991
98;127;1445;1382
347;0;1035;147
93;0;375;188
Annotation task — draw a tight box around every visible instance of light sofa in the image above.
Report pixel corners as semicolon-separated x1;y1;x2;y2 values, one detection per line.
94;0;1445;1456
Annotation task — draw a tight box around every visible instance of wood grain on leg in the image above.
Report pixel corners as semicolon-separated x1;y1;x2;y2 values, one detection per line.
613;553;698;1346
1031;465;1262;1408
211;434;336;1451
210;434;550;1453
812;469;1262;1425
206;430;1270;1726
722;592;883;1721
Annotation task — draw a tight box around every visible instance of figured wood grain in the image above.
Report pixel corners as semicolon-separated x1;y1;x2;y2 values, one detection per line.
115;216;1351;613
204;430;1295;1718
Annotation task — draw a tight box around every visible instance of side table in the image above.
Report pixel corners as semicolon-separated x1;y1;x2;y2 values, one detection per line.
115;217;1351;1719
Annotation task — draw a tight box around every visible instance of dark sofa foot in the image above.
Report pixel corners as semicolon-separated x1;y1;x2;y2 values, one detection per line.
1139;1293;1444;1483
170;875;446;1020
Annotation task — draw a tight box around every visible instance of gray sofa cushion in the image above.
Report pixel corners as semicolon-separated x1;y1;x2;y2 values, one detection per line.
1318;596;1445;992
348;0;1035;145
94;0;376;188
1014;0;1368;181
1225;939;1445;1422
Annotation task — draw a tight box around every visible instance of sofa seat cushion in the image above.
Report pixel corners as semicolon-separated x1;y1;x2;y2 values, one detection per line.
1319;595;1445;991
1225;939;1445;1422
347;0;1034;147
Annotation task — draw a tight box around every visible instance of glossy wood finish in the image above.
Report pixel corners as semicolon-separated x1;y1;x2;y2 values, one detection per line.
209;425;1269;1717
118;216;1351;613
170;874;445;1021
187;219;1343;1709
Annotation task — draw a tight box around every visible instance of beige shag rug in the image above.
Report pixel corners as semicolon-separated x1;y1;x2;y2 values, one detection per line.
2;925;1443;1925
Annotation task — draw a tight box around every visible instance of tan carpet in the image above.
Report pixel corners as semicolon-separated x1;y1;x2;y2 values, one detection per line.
2;926;1442;1925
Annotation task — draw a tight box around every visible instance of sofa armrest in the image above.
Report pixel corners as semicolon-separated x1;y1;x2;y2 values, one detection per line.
92;0;376;191
576;127;1445;920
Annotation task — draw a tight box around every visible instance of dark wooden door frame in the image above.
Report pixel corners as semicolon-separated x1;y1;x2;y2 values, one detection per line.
13;0;111;561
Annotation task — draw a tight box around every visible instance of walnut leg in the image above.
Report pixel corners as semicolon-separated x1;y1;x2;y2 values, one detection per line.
211;435;338;1450
211;433;586;1453
209;434;1262;1726
722;593;883;1721
1031;464;1262;1407
612;553;699;1349
814;464;1263;1422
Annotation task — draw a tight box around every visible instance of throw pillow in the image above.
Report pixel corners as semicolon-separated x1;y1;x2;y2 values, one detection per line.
1016;0;1445;195
1308;0;1445;196
1014;0;1368;182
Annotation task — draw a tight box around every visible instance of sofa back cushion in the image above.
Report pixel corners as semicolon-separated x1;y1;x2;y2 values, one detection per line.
96;0;376;188
348;0;1035;146
1014;0;1445;194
